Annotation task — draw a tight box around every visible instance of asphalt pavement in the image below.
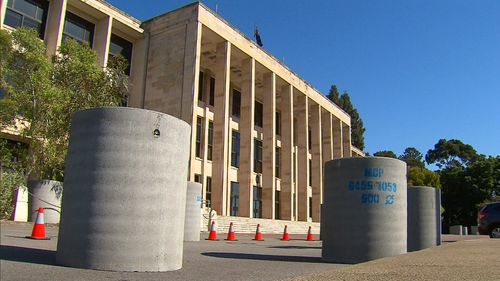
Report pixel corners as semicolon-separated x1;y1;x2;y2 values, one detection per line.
1;221;498;281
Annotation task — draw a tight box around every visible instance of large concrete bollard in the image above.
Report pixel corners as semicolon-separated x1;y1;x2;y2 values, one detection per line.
322;157;407;264
28;180;62;224
184;182;202;241
407;186;439;252
450;225;463;235
56;107;191;272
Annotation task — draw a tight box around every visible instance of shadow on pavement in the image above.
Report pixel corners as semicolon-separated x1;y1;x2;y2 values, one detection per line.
202;252;323;263
0;245;56;266
267;245;322;250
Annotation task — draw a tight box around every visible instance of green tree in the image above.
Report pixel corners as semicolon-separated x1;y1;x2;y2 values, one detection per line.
425;139;478;169
407;167;440;187
327;85;366;150
0;139;28;219
373;150;397;158
399;147;425;168
0;28;128;181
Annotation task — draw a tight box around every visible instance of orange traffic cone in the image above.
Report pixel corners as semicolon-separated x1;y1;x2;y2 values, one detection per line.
225;222;237;241
26;208;50;240
206;221;218;241
281;225;290;241
306;226;314;241
253;224;263;241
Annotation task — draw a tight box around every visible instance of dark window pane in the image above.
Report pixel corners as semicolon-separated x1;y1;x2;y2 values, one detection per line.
13;0;37;18
209;77;215;106
254;139;262;173
63;12;94;47
207;121;213;161
276;111;281;136
230;182;239;216
232;89;241;118
5;0;48;38
206;177;212;206
275;147;281;178
109;34;133;75
4;9;23;28
254;101;263;127
231;131;240;167
195;116;203;158
253;186;262;218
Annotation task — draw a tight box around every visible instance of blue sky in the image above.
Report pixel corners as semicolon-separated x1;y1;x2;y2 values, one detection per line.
108;0;500;159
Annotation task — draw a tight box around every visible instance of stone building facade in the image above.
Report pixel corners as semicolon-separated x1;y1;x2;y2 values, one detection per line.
1;1;364;222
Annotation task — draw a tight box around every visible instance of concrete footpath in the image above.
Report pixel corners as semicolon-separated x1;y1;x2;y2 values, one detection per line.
1;221;499;281
283;236;500;281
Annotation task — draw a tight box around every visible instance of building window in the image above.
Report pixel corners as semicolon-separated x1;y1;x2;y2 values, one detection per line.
254;101;263;127
275;190;280;220
63;12;94;47
254;139;262;173
194;174;202;184
275;147;281;178
232;89;241;118
207;121;213;161
198;71;204;102
4;0;48;38
309;196;312;219
209;77;215;106
253;186;262;218
230;182;239;216
309;159;312;186
205;177;212;206
231;130;240;168
276;111;281;136
109;34;133;75
195;116;203;158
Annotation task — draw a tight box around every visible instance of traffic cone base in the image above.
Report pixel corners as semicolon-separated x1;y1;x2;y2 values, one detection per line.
26;208;50;240
225;222;238;241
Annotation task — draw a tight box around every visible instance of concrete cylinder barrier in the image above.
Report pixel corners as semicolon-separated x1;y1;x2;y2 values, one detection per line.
407;186;439;252
28;180;62;224
322;157;407;264
184;182;202;241
56;107;191;272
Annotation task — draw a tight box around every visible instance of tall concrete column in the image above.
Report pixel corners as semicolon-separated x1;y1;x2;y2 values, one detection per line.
342;123;352;157
262;72;276;219
322;110;334;166
188;22;203;181
0;0;7;30
332;116;343;158
238;58;255;217
94;16;113;68
280;85;294;220
212;41;231;216
45;0;67;56
128;36;147;108
295;93;309;221
310;103;322;222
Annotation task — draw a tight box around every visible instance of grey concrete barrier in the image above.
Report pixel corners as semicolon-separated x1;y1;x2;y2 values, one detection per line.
470;226;479;235
56;107;191;272
322;157;407;264
450;225;463;235
184;182;202;241
28;180;62;224
407;186;439;252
